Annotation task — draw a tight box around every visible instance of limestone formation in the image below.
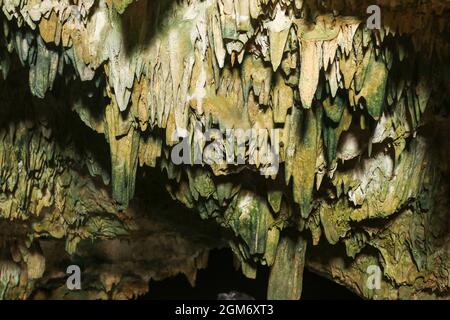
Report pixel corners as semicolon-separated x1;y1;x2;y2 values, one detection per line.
0;0;449;300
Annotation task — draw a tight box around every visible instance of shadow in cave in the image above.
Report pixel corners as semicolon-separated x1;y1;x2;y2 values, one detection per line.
142;248;361;300
118;0;178;56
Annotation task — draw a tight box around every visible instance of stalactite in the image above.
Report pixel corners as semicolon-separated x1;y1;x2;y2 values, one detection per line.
0;0;448;300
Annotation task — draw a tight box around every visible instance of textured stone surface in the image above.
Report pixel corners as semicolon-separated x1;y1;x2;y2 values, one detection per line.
0;0;449;299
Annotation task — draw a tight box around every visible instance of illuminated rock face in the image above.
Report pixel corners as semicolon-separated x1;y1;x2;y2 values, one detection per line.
0;0;449;299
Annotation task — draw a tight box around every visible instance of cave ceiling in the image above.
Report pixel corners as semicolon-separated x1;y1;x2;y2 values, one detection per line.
0;0;449;300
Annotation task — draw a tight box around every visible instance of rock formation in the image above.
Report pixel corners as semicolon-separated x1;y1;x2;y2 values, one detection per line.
0;0;448;300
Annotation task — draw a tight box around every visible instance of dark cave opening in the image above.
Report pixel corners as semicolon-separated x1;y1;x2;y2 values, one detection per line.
143;249;360;300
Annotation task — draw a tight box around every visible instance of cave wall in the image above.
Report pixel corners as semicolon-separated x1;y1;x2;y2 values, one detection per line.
0;0;449;300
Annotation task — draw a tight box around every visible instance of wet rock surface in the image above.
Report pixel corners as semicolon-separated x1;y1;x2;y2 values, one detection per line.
0;0;449;299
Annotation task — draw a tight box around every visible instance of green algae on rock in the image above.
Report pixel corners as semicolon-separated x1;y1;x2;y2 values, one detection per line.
0;0;449;300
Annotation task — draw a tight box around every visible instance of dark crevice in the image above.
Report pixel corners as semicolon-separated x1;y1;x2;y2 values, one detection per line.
143;248;361;300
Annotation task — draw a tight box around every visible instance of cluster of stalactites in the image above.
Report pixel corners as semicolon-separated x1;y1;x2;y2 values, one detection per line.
0;0;449;299
1;0;446;206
